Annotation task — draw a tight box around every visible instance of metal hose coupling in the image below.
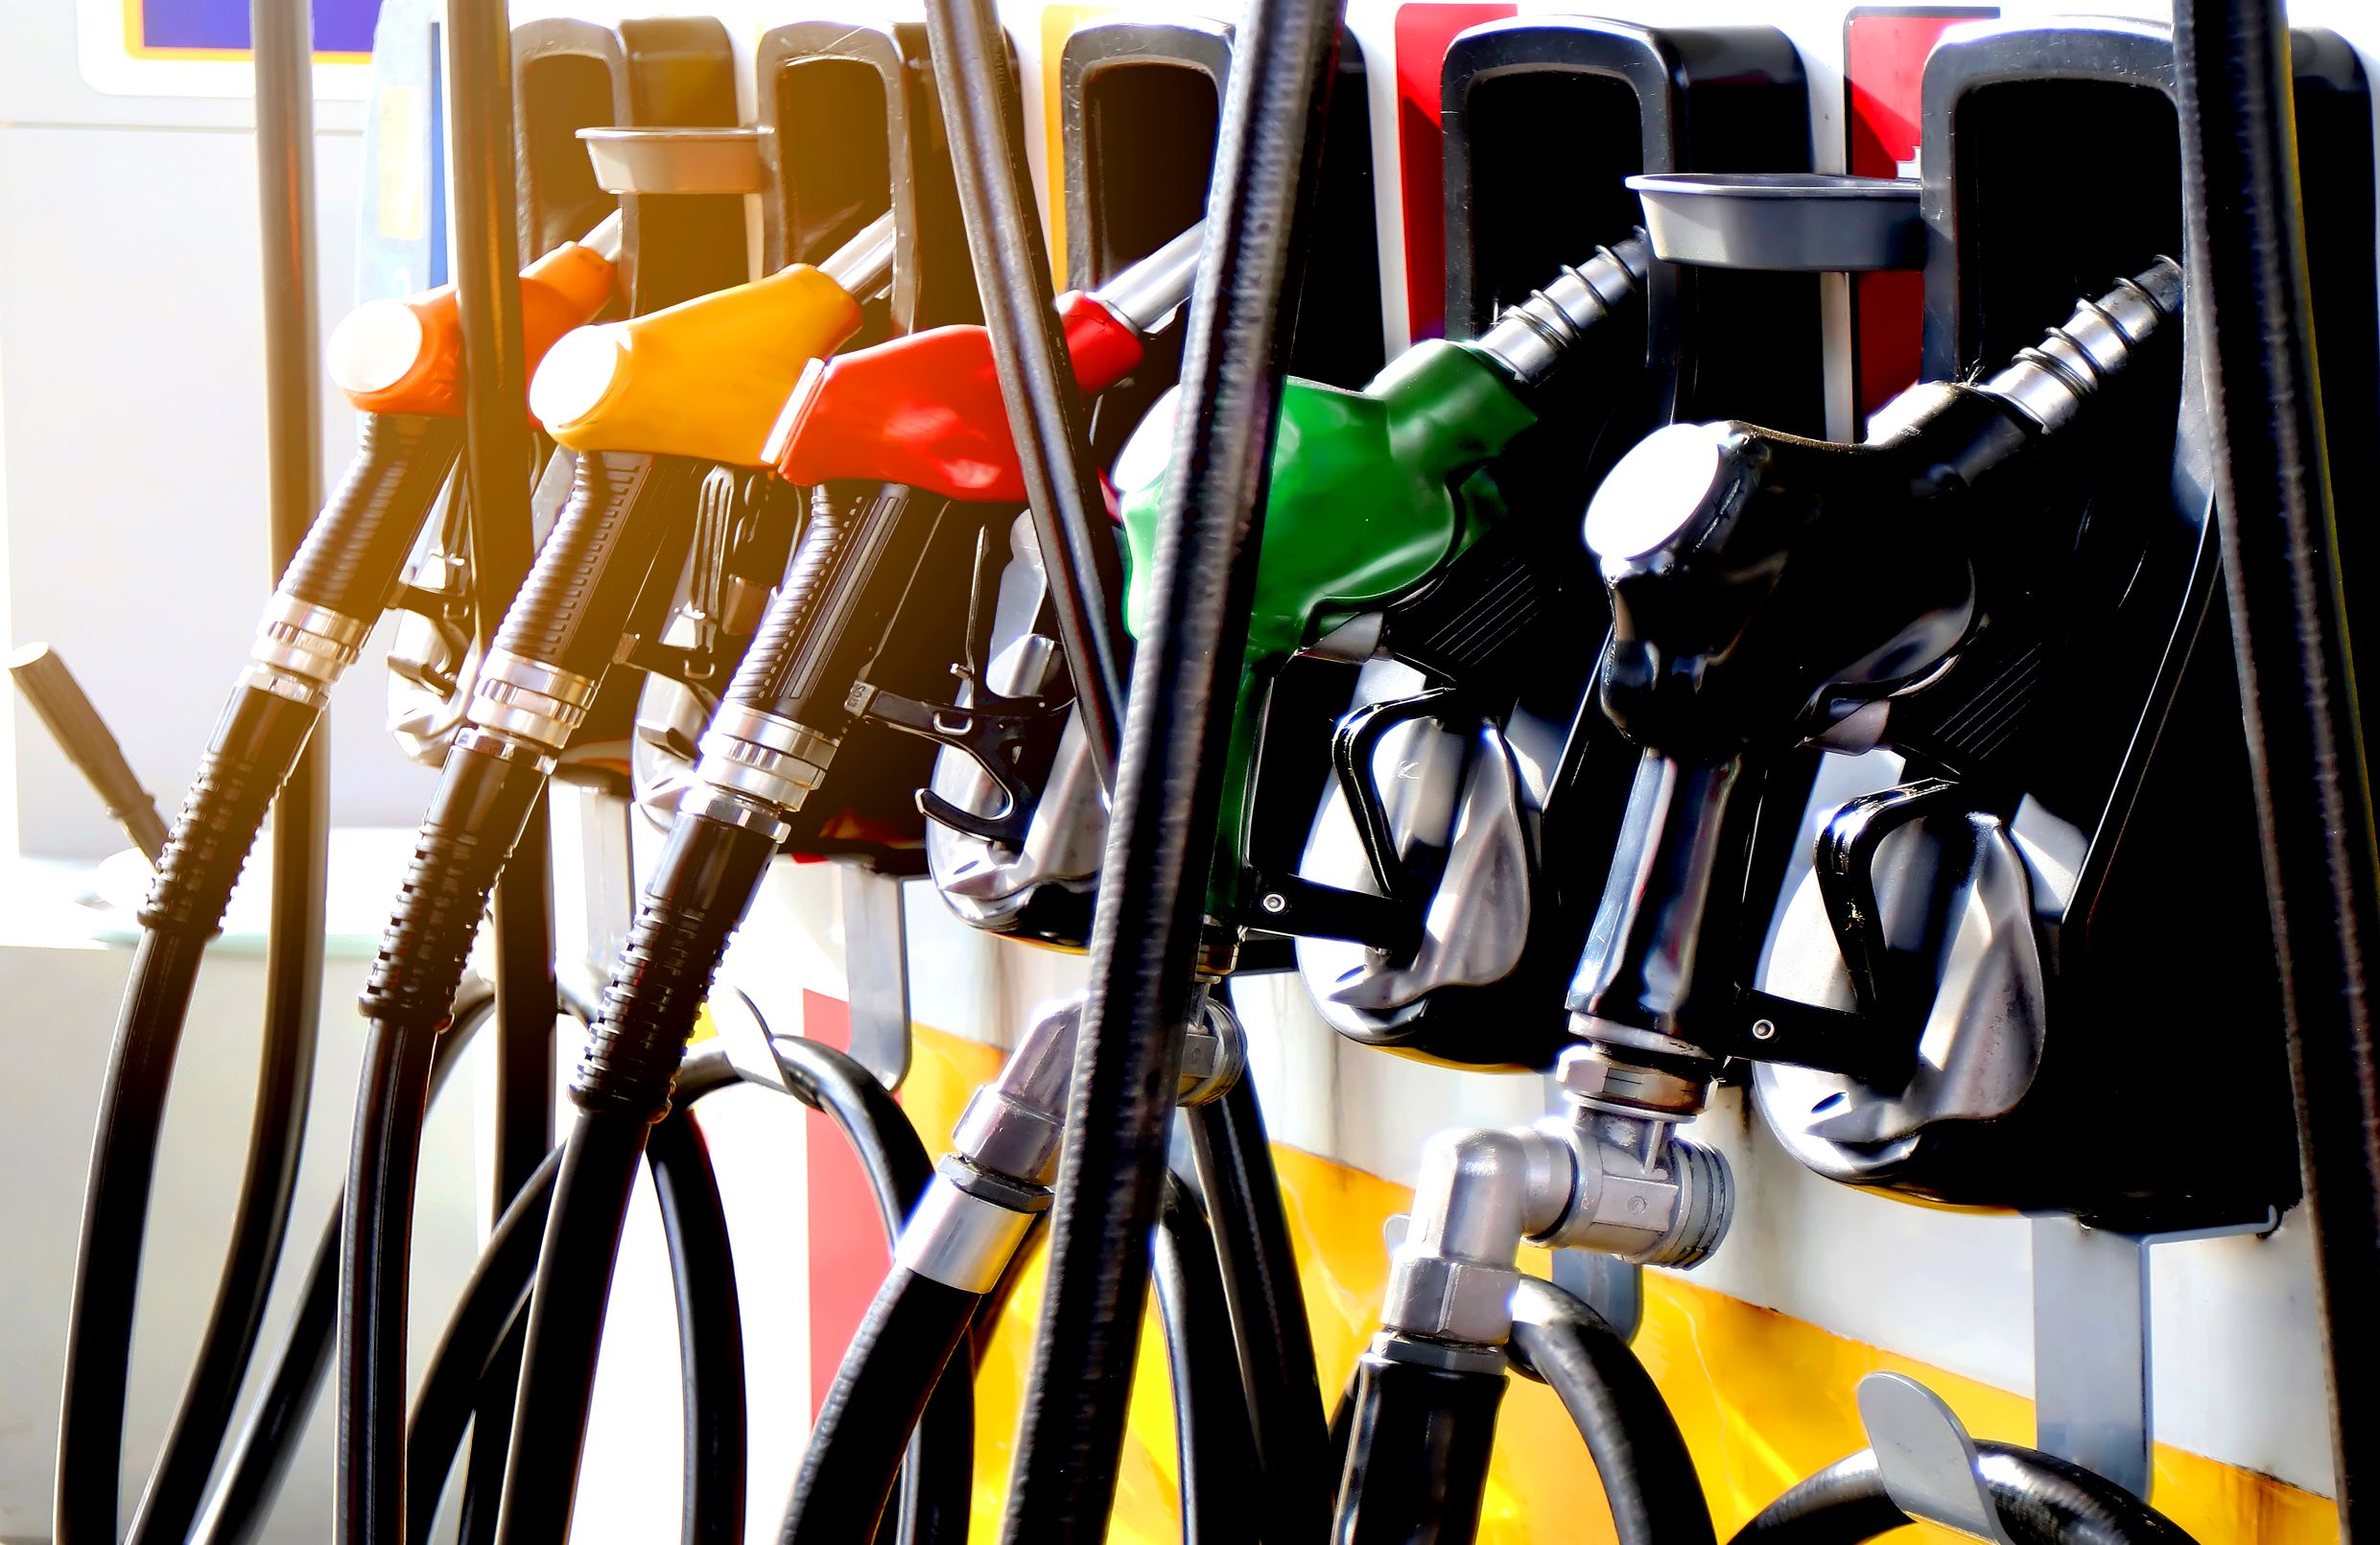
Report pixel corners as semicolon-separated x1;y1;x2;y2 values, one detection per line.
247;594;371;703
895;994;1245;1294
1473;234;1653;388
1976;258;2182;433
464;648;599;757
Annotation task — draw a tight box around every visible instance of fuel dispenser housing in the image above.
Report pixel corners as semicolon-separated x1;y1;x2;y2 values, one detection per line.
1744;15;2378;1231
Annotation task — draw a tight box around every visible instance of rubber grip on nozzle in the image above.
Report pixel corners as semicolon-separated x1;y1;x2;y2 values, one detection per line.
359;743;553;1034
491;451;702;681
576;809;781;1120
276;413;464;620
140;685;322;937
726;483;945;735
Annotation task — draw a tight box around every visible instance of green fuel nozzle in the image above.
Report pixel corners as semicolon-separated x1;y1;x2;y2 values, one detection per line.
1114;236;1651;915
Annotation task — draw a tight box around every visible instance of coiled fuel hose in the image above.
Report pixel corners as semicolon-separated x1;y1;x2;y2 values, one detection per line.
1728;1445;2201;1545
337;223;892;1545
55;221;622;1545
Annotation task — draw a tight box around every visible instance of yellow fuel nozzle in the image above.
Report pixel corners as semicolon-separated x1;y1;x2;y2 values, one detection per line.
531;211;897;466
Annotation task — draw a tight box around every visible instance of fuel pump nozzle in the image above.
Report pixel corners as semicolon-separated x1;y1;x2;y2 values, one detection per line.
1554;261;2184;1263
1112;237;1652;923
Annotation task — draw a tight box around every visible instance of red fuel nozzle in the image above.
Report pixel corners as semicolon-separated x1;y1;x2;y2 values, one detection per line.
326;212;623;420
765;292;1147;503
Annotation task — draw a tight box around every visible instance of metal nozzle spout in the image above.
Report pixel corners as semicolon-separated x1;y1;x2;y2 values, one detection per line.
817;211;898;302
579;209;625;264
1978;257;2183;433
1473;232;1654;387
1090;220;1208;337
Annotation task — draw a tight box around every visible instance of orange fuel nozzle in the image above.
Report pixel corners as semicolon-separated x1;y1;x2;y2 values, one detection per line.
529;211;897;467
327;210;624;420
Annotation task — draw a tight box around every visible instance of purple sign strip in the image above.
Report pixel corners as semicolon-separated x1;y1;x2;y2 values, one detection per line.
137;0;382;55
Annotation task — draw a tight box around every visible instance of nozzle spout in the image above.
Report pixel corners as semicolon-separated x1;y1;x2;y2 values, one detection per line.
580;209;625;264
818;211;898;302
1473;233;1653;387
1978;258;2182;433
1090;220;1207;337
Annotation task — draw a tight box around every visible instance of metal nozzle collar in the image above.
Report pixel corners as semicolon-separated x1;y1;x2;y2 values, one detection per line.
895;1155;1049;1295
1979;258;2180;433
1474;233;1653;387
1175;993;1247;1108
250;594;370;691
817;211;897;302
693;703;837;815
1090;220;1207;337
465;649;599;754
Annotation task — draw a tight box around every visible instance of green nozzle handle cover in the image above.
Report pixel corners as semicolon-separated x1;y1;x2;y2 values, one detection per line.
1115;339;1535;907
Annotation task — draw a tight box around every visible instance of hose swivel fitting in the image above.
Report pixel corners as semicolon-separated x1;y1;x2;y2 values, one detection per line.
693;702;839;815
247;594;371;701
1977;258;2181;433
1473;234;1653;387
465;648;600;755
1379;1126;1573;1360
1534;1043;1732;1268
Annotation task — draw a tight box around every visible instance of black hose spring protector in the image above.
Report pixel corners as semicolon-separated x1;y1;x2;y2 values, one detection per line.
1727;1444;2200;1545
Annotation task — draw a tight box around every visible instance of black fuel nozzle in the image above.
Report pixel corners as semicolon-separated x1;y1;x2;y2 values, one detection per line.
1566;259;2182;1089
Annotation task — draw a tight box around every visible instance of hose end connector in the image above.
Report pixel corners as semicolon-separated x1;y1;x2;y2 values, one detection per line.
1473;234;1653;388
692;703;837;816
464;648;599;756
248;594;370;699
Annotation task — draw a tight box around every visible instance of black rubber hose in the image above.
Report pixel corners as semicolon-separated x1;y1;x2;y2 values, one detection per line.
770;1036;973;1545
921;0;1128;784
1154;1175;1259;1545
646;1099;748;1545
55;681;320;1545
994;0;1341;1529
1327;1350;1505;1544
1505;1276;1713;1545
404;1149;563;1541
780;1267;978;1544
1186;1074;1330;1542
342;744;554;1545
2172;3;2380;1531
1727;1444;2202;1545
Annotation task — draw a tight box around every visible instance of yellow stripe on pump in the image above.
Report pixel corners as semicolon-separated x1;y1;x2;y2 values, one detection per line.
531;212;895;467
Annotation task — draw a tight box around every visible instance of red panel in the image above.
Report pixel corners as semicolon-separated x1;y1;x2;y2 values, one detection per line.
1396;1;1516;343
1845;9;1995;422
800;990;890;1416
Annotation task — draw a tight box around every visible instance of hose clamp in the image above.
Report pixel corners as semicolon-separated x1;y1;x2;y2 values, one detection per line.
466;649;599;753
451;726;558;774
679;783;794;846
694;703;838;814
250;594;370;691
894;1157;1049;1295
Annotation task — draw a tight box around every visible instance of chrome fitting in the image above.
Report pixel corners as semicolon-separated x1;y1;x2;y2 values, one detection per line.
1978;259;2180;433
818;210;897;302
1554;1042;1708;1119
1474;234;1652;387
693;703;838;814
1532;1071;1732;1268
678;783;793;846
952;996;1084;1185
451;725;558;774
250;594;370;692
1176;994;1246;1108
1380;1126;1572;1346
894;1158;1048;1295
465;648;599;753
